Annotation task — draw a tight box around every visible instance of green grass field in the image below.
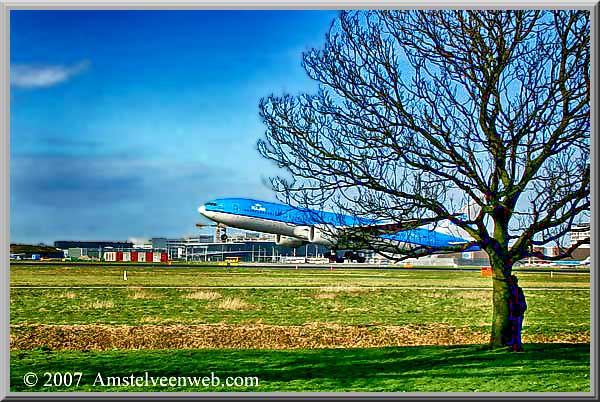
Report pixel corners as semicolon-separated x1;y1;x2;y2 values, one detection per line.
10;264;590;288
9;264;591;393
10;344;590;392
10;287;590;336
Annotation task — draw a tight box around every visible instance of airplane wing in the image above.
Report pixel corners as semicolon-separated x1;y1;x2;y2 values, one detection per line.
338;221;480;252
347;216;452;234
350;203;482;251
380;228;479;251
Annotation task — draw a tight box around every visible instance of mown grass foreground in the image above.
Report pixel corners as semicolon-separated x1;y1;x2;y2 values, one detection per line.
10;264;591;393
11;344;590;392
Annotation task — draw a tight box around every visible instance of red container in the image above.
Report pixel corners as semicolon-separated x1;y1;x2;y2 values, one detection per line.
146;252;153;262
160;252;168;263
131;251;138;262
116;251;123;262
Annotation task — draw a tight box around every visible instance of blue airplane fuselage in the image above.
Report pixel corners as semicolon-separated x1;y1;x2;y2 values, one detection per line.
198;197;480;251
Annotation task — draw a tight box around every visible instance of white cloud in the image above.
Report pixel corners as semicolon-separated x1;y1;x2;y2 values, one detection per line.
10;60;90;89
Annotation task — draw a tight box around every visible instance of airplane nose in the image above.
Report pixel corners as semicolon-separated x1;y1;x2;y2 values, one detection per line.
198;205;206;215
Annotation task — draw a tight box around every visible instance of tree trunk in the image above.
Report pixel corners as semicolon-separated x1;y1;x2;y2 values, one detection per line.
489;256;512;348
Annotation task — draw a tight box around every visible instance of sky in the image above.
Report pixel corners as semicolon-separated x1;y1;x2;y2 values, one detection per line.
10;10;339;244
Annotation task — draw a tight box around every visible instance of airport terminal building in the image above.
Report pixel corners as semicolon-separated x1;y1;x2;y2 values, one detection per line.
52;222;590;265
53;235;329;263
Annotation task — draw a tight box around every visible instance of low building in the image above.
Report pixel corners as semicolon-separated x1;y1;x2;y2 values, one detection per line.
55;241;133;250
10;244;65;259
55;241;134;260
568;224;590;260
570;224;591;247
172;239;327;263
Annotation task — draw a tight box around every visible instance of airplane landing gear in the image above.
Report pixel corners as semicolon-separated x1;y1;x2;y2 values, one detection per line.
325;250;366;263
324;251;337;263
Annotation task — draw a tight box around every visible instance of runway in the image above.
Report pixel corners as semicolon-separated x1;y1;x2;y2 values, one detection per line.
10;285;590;291
10;261;591;274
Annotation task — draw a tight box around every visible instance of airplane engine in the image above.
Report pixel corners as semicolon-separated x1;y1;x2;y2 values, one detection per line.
308;224;338;247
276;234;307;248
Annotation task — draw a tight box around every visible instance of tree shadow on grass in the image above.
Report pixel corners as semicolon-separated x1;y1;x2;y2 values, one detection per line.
10;343;590;392
244;344;589;389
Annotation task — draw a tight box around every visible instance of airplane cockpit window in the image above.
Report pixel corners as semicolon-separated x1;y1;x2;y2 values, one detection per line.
206;202;218;207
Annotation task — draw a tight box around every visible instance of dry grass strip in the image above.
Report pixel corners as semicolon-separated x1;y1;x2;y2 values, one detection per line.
10;324;590;351
313;285;372;300
319;285;370;294
313;293;337;300
128;288;161;300
215;297;253;310
184;290;222;300
84;300;115;309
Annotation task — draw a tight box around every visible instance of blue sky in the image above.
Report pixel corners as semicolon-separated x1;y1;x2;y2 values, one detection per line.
10;10;339;244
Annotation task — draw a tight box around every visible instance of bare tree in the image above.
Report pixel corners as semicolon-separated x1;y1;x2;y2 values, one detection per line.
258;10;590;348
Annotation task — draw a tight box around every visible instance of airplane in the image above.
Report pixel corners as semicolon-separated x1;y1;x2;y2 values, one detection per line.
198;198;481;257
549;256;590;266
